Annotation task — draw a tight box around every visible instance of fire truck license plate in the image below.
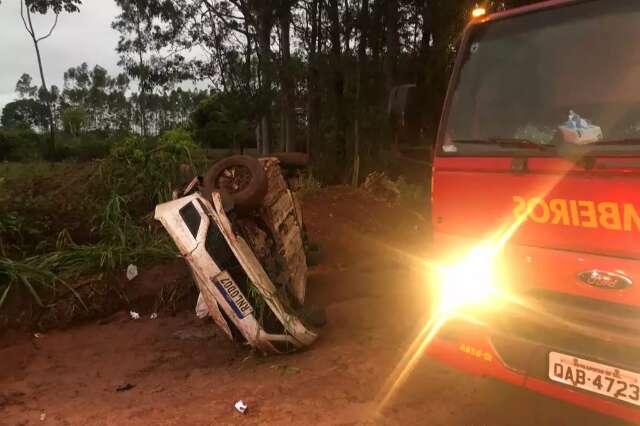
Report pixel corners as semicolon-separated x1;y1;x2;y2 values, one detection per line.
548;351;640;406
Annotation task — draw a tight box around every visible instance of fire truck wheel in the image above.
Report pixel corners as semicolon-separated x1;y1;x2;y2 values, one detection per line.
202;155;268;214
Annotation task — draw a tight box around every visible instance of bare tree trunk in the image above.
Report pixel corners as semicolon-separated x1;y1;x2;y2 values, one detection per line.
353;0;369;187
135;15;148;136
328;0;346;179
416;0;433;141
23;2;56;156
244;20;252;92
260;115;270;155
279;3;296;152
256;124;262;153
384;0;399;94
243;19;254;153
256;7;274;155
306;0;321;156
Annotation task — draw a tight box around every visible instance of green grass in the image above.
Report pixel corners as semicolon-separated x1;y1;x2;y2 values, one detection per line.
0;134;261;317
0;161;70;182
0;161;73;199
0;256;85;309
0;238;175;310
0;133;194;314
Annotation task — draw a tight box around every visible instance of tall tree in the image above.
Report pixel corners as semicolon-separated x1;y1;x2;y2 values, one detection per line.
327;0;347;177
19;0;82;156
15;73;38;99
278;0;296;152
113;0;152;135
113;0;188;136
1;99;48;130
352;0;369;186
251;2;277;154
384;0;399;93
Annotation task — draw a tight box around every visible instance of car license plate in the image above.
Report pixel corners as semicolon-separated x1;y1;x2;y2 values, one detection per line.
212;271;253;319
548;351;640;406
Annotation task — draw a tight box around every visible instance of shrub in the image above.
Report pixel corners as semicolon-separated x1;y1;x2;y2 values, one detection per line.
0;128;45;161
62;107;88;136
104;129;207;207
299;171;323;199
0;128;206;317
58;135;111;161
395;176;427;207
192;93;254;150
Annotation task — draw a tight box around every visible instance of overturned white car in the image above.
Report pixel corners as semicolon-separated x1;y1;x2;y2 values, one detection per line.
155;154;318;354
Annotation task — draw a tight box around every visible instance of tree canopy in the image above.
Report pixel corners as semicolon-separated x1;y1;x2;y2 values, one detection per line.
4;0;545;176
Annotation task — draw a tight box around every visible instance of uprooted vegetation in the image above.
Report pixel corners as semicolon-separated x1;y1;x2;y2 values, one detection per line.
0;129;209;329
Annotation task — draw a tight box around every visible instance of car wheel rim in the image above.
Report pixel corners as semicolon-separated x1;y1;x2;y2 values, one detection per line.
216;165;252;194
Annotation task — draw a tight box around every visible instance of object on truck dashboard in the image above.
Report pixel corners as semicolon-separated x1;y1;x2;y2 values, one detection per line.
442;134;458;152
558;110;603;144
514;124;555;145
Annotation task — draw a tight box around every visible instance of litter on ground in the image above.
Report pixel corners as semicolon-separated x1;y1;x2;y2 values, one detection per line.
234;400;248;414
126;264;139;281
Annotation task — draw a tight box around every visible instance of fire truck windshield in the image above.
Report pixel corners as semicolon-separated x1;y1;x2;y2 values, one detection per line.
443;1;640;156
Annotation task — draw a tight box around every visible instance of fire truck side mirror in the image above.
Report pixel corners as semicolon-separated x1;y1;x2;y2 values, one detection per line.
388;84;417;130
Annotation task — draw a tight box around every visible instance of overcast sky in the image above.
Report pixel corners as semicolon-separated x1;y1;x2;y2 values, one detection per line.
0;0;121;110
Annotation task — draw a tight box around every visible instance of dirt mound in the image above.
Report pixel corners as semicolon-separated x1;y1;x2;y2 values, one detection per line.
0;260;195;333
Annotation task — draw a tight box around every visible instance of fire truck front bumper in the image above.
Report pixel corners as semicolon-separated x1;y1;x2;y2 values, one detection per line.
427;317;640;423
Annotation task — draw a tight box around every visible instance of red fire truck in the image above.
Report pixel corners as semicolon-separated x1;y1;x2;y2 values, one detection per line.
427;0;640;422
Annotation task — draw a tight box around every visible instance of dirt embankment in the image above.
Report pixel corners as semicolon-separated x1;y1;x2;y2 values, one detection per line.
0;187;625;425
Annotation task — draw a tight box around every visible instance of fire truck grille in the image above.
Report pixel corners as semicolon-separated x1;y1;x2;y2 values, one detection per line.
489;290;640;376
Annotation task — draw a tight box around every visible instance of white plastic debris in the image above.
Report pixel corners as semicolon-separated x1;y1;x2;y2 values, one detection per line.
40;412;46;421
150;313;158;320
34;333;42;339
129;311;140;320
234;400;248;414
195;293;209;319
126;264;139;281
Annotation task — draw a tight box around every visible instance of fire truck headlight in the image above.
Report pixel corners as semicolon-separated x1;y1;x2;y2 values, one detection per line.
435;244;501;313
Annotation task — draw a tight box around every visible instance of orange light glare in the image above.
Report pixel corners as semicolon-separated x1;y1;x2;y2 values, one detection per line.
472;7;486;18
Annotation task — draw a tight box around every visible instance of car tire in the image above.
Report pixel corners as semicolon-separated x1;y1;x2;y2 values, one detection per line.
202;156;268;213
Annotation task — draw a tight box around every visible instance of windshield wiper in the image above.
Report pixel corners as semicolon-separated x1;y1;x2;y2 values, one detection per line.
588;139;640;146
454;138;552;151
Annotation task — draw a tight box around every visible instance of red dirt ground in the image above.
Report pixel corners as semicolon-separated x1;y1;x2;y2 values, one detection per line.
0;187;630;425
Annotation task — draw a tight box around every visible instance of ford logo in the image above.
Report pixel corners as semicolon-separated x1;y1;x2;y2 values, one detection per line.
578;270;632;290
